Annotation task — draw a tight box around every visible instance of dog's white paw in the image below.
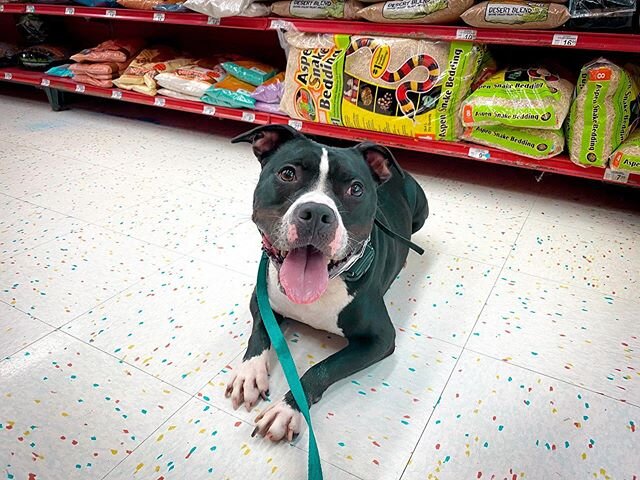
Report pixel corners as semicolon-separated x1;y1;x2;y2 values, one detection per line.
225;351;270;411
252;399;302;442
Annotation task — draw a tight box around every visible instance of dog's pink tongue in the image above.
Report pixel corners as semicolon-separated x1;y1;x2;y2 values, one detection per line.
280;247;328;304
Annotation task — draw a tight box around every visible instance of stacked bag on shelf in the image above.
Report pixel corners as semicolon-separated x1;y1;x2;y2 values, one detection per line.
155;57;230;101
566;58;640;171
461;1;571;30
69;39;143;87
460;66;574;159
113;47;193;95
200;59;282;109
280;32;486;141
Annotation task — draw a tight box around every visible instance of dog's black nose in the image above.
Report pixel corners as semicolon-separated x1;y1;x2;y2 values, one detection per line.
296;202;336;229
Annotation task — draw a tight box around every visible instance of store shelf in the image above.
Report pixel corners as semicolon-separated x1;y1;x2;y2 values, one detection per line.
1;3;639;52
0;3;268;29
1;67;637;187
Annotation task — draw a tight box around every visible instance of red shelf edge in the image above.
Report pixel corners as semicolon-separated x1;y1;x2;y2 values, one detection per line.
1;4;639;52
1;67;637;187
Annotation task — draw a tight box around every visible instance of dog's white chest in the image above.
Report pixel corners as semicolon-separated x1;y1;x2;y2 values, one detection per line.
267;264;352;336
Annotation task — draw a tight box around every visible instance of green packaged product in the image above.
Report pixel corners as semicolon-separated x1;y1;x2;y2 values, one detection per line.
610;130;640;173
461;66;574;130
566;58;640;168
462;125;564;159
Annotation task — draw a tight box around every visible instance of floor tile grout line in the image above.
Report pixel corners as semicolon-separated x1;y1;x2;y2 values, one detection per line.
397;191;538;480
462;346;640;409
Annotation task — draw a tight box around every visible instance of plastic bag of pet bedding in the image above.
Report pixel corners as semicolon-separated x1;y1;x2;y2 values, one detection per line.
357;0;473;24
271;0;363;19
461;67;574;130
609;130;640;173
251;72;285;104
566;59;640;168
156;63;226;98
158;88;202;101
45;63;74;77
183;0;255;16
462;125;565;159
280;32;484;140
201;75;256;109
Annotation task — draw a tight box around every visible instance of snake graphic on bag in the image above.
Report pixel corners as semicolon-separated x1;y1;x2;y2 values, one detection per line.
344;37;440;119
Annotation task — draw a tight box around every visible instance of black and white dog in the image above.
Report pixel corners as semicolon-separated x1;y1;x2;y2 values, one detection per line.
227;125;428;442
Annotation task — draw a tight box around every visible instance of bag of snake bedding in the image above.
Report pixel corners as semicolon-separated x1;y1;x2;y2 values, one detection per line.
461;66;574;130
280;32;485;140
566;59;640;168
610;130;640;173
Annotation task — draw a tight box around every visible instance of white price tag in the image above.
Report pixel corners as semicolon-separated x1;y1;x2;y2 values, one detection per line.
154;97;166;107
152;12;165;21
25;4;35;12
604;168;629;184
111;90;122;99
0;5;5;12
468;147;490;160
207;16;220;25
269;19;292;30
456;29;477;41
75;84;85;93
288;119;303;130
202;105;216;116
552;34;578;47
65;7;75;14
105;9;117;17
242;112;256;123
40;78;50;87
4;72;12;80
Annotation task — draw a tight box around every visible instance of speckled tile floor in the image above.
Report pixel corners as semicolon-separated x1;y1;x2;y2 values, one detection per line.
1;89;639;480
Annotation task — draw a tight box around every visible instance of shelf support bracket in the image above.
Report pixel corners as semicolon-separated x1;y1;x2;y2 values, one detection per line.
44;87;68;112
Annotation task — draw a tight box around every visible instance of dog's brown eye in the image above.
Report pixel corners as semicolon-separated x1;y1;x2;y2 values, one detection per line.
278;166;296;182
348;182;364;197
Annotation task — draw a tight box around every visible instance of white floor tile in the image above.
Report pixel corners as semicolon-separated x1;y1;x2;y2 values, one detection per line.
506;219;639;301
402;352;639;480
106;398;359;480
65;258;254;393
0;196;85;258
0;301;53;358
387;250;499;346
99;188;249;255
467;271;640;404
420;195;527;265
0;332;190;480
0;224;181;327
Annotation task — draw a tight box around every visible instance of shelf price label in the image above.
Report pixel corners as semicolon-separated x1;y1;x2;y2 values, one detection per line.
75;84;85;93
552;34;578;47
4;72;12;80
456;29;477;41
65;7;75;14
25;4;35;12
152;12;165;21
203;105;216;116
207;16;220;25
154;97;166;107
40;78;50;87
269;19;293;30
0;5;5;12
242;112;256;123
111;90;122;99
288;119;303;130
603;168;629;184
468;147;490;160
105;9;117;17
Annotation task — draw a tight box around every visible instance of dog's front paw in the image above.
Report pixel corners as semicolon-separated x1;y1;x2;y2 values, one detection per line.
225;351;270;411
252;399;302;442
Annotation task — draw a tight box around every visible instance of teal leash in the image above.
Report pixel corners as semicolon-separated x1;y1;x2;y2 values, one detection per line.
256;252;323;480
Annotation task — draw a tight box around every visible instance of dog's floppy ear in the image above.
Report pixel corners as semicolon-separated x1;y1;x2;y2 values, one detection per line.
231;125;302;164
355;142;404;184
